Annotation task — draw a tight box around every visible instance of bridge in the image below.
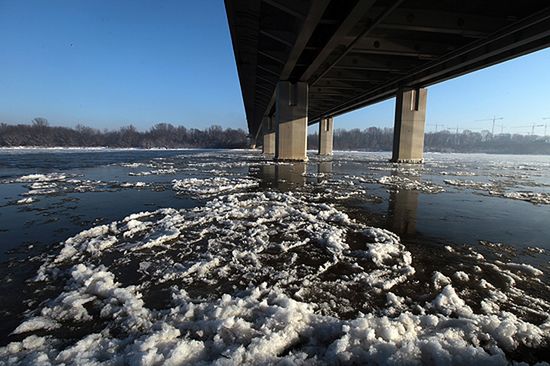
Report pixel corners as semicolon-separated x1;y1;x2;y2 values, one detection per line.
225;0;550;162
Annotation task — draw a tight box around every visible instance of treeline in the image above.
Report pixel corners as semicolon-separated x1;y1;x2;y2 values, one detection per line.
3;120;549;154
0;119;248;148
307;127;550;154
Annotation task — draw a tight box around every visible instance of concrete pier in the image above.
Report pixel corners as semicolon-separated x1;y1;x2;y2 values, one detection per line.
262;116;275;155
275;81;308;161
263;132;275;155
318;117;333;156
392;88;427;163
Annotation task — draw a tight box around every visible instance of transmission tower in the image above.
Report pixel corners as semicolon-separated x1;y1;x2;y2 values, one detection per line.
475;116;503;135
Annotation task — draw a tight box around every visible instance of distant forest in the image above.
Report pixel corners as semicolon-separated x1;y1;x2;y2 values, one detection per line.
0;118;248;149
308;127;550;155
1;119;550;154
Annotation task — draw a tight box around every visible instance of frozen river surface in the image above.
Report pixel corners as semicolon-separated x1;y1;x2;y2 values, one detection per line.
0;148;549;365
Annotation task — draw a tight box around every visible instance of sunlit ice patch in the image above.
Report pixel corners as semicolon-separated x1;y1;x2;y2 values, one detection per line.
172;177;259;197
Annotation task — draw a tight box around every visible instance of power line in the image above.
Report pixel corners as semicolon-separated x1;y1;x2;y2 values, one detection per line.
475;116;503;135
494;124;504;134
543;118;550;136
426;123;445;132
425;121;544;136
531;123;544;136
510;123;544;135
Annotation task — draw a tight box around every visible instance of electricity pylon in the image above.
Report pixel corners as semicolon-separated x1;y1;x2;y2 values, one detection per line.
475;116;503;135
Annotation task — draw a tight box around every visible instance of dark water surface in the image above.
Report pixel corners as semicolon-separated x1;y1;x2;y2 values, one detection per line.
1;149;549;260
0;148;549;364
0;149;206;259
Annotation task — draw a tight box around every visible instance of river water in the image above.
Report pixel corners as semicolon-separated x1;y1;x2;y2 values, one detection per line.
0;148;549;364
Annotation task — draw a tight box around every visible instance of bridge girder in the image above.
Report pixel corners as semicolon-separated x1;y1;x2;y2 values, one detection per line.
225;0;550;138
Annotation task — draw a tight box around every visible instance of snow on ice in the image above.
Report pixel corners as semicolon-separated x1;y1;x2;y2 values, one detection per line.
2;189;549;365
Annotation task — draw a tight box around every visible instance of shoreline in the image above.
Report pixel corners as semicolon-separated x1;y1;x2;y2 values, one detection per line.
0;146;549;157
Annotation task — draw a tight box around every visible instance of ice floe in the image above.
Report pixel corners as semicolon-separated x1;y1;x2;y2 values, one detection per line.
120;182;148;188
441;171;477;176
378;175;445;193
494;191;550;205
172;177;258;197
2;190;549;364
15;173;68;183
5;171;161;201
129;168;177;176
16;197;35;205
443;179;496;190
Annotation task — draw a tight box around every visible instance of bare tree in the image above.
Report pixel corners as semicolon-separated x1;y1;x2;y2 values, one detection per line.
32;117;49;128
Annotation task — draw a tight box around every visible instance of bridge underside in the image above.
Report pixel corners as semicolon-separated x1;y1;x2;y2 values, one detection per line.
226;0;550;161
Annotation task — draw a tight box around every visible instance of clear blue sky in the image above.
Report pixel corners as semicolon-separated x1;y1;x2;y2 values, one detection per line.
1;1;549;135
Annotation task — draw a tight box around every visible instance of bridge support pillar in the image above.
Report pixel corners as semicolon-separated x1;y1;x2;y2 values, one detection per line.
275;81;308;161
262;116;275;155
263;132;275;155
318;117;333;156
392;88;427;163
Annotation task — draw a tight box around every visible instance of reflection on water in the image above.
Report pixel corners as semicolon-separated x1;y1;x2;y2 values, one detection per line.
318;161;333;175
249;155;550;264
254;162;308;191
254;161;419;237
387;172;419;236
276;163;306;191
257;164;275;186
388;188;418;236
255;161;333;190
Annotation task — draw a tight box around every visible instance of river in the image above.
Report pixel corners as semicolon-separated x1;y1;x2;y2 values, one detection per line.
0;148;549;364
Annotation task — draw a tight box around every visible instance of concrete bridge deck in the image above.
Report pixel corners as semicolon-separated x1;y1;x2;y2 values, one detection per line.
225;0;550;161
